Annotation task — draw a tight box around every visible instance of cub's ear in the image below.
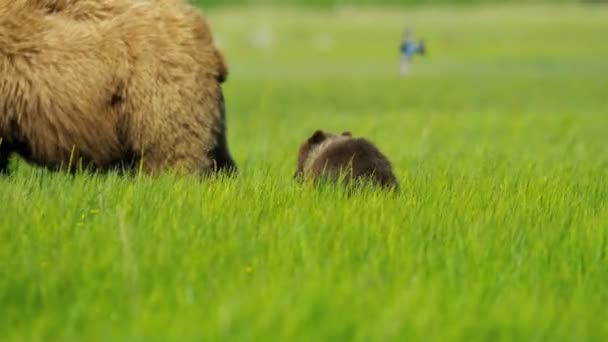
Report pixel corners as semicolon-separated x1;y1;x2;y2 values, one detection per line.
308;130;326;144
341;131;352;137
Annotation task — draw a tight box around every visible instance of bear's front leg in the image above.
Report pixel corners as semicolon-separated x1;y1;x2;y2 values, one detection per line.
208;92;237;175
208;123;237;175
0;138;12;175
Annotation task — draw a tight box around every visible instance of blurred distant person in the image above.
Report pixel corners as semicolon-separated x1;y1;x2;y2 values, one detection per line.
400;29;426;76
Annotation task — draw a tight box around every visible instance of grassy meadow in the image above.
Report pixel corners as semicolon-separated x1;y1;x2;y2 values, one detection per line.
2;3;608;341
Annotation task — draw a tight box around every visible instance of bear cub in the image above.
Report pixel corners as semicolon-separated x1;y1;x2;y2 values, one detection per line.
294;130;399;190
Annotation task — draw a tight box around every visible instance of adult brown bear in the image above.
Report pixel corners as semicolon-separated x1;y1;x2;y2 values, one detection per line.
0;0;236;176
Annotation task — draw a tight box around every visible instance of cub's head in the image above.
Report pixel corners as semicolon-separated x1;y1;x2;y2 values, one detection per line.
294;130;352;180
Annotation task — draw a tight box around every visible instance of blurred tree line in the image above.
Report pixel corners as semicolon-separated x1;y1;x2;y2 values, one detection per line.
193;0;605;7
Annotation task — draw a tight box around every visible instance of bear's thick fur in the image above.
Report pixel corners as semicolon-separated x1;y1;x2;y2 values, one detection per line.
294;130;399;190
31;0;134;21
0;0;236;175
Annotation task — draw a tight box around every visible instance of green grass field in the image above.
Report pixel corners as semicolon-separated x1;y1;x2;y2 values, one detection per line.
2;4;608;341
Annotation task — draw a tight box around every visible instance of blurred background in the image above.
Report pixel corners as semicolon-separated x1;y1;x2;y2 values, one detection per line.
196;0;606;6
184;0;607;174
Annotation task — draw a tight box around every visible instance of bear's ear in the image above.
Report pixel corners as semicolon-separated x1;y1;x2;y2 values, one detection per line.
215;49;229;83
308;130;326;144
341;131;352;137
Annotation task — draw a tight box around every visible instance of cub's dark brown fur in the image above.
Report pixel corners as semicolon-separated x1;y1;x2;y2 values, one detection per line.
294;130;399;190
